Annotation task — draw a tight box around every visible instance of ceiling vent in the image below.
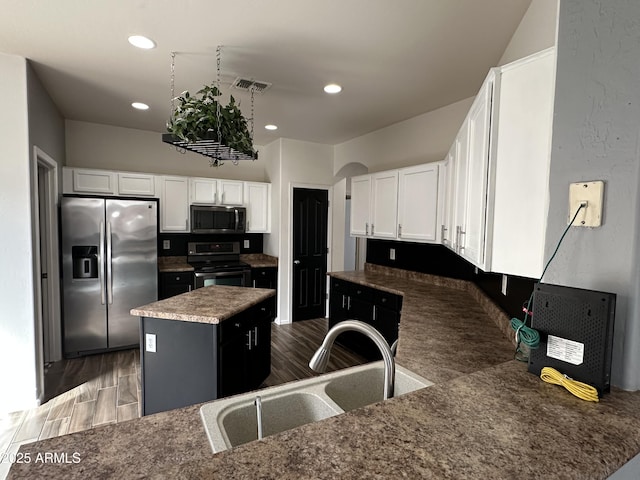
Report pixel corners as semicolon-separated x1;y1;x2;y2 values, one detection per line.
231;77;272;94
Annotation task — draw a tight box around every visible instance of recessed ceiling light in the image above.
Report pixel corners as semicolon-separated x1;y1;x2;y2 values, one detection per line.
324;83;342;94
265;124;278;131
131;102;149;110
128;35;156;49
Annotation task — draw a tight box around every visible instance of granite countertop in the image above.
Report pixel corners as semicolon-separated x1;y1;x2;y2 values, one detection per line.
240;253;278;268
157;256;193;273
130;285;275;325
10;266;640;479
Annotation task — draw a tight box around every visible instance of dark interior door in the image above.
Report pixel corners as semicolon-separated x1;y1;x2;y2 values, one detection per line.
293;188;328;321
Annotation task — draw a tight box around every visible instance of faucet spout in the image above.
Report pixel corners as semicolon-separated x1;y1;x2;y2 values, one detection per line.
309;320;395;400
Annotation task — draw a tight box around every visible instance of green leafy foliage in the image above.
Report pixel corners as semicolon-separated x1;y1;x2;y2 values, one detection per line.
166;84;256;157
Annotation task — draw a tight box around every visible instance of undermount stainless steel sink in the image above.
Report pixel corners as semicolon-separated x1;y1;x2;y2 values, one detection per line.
200;361;432;453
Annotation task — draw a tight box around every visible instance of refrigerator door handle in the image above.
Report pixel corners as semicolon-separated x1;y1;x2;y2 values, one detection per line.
106;221;113;305
99;221;106;305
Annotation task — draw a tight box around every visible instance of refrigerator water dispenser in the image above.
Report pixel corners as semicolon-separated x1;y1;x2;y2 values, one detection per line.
72;246;98;279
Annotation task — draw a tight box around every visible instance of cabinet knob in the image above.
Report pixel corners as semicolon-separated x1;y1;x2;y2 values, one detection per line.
234;322;241;328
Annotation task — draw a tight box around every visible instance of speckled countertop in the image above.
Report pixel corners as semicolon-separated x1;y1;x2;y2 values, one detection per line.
157;256;193;273
9;266;640;479
240;253;278;268
129;285;275;324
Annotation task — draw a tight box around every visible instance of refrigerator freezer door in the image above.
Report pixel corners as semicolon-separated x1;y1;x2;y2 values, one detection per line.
62;197;108;354
106;199;158;348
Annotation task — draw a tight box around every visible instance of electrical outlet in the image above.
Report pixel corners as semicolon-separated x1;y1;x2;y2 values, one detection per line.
390;248;396;260
145;333;156;353
568;181;604;227
243;239;250;249
501;275;508;296
162;239;171;250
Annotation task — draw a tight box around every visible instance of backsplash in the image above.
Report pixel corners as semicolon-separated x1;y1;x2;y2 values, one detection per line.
366;239;535;319
158;233;264;256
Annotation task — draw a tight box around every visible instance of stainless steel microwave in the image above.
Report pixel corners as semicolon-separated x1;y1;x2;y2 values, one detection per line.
190;205;246;234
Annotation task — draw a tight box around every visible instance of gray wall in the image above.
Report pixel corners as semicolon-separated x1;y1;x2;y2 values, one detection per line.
545;0;640;389
27;62;66;166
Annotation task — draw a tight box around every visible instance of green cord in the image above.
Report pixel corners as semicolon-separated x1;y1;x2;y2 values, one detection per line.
510;204;585;358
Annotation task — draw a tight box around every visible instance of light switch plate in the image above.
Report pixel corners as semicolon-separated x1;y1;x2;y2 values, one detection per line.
243;239;250;249
568;181;604;227
163;239;171;250
390;248;396;260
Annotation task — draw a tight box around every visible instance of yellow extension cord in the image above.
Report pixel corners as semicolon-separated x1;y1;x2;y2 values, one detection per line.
540;367;600;402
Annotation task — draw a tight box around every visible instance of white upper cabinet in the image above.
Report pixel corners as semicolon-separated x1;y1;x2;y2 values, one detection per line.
397;163;440;242
350;172;398;239
64;168;156;197
219;180;244;205
441;146;457;248
118;172;155;196
190;177;218;204
370;171;399;239
457;72;496;271
490;48;556;278
350;175;372;236
159;176;189;232
66;168;117;195
351;165;442;243
244;182;271;233
440;47;557;276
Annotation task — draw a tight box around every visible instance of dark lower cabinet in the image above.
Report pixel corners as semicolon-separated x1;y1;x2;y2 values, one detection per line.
140;295;275;415
218;299;274;398
328;278;402;361
159;272;193;299
251;267;277;289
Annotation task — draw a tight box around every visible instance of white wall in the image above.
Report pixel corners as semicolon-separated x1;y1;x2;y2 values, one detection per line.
334;97;473;174
0;53;38;413
545;0;640;390
498;0;559;66
66;120;267;181
266;138;334;324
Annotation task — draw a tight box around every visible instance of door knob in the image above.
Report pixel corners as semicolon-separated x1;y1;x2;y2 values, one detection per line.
293;260;301;265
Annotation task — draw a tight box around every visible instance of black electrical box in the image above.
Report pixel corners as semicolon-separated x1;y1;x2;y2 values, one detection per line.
528;283;616;394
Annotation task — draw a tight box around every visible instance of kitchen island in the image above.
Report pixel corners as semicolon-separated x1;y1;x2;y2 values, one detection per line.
9;266;640;479
131;285;276;415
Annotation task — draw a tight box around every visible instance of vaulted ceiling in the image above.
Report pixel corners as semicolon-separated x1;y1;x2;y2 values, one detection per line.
0;0;532;146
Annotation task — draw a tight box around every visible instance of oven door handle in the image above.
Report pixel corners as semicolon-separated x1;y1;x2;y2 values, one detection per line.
235;209;239;231
194;271;247;278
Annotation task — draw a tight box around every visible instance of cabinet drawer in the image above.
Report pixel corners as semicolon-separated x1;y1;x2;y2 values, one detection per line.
161;272;193;285
375;291;402;312
350;284;374;302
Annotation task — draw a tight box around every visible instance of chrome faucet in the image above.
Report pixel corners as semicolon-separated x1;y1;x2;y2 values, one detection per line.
309;320;395;400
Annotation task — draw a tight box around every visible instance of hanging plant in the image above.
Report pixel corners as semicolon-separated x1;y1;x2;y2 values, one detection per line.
166;84;257;158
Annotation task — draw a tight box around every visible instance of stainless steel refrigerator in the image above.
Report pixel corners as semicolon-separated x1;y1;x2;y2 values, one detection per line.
61;196;158;357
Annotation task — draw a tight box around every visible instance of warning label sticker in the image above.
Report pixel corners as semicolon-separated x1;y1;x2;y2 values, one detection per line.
546;335;584;366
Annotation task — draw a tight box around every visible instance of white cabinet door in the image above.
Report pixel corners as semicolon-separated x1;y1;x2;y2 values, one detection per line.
370;171;398;239
160;176;189;232
441;149;456;249
118;173;155;196
190;178;218;204
452;119;470;254
244;182;271;233
397;164;439;242
219;180;244;205
350;175;372;236
459;74;494;270
71;169;117;194
491;48;556;278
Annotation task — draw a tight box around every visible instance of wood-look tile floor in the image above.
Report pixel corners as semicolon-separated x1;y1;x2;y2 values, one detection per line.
0;318;365;479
